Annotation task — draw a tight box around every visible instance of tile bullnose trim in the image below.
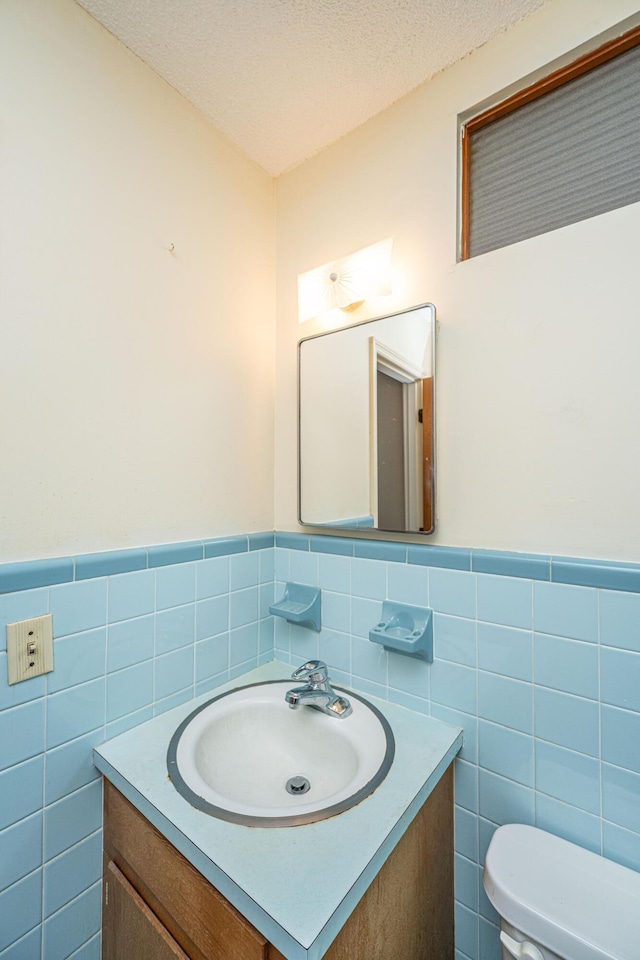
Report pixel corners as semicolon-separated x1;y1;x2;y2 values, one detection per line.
0;557;74;595
408;545;472;571
552;558;640;593
75;548;148;580
472;549;551;581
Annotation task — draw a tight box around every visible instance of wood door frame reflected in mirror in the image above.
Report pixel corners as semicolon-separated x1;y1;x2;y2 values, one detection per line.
298;303;436;536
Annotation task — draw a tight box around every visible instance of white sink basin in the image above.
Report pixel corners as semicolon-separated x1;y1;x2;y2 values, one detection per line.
167;680;395;827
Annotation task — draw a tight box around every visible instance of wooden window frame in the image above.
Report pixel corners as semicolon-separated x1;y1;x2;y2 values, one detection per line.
460;23;640;261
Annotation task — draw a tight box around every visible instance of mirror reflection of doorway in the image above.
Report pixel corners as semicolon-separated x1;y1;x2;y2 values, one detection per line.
376;370;406;530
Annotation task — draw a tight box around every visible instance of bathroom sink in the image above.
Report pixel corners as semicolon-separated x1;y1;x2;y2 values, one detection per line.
167;680;395;827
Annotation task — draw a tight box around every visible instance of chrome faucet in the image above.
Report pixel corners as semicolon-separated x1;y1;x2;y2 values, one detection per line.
285;660;352;718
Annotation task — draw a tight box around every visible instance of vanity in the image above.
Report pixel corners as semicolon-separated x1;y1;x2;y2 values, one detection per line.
94;661;462;960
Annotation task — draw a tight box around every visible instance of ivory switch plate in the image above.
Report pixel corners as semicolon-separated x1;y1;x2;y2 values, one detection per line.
6;614;54;685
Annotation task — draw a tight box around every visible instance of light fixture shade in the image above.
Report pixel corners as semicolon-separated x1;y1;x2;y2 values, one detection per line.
297;238;393;323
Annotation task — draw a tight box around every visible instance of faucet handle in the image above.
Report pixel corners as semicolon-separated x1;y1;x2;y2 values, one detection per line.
291;660;328;684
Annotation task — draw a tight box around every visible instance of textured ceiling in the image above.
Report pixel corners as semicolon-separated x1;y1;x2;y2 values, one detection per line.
75;0;548;175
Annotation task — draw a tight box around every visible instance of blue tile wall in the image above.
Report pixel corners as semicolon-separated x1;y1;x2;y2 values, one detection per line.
273;535;640;960
4;529;640;960
0;534;274;959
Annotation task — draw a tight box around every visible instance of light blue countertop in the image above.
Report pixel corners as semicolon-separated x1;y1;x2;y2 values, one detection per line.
94;661;463;960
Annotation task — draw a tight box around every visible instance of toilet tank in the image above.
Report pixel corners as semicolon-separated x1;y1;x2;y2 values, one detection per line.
483;824;640;960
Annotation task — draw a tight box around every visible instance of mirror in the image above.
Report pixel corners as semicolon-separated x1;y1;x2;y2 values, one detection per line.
299;303;435;534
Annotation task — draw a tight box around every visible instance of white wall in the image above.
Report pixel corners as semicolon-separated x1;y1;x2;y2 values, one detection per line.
0;0;275;563
275;0;640;561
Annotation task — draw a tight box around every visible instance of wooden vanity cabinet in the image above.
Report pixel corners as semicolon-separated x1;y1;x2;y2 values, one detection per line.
102;765;453;960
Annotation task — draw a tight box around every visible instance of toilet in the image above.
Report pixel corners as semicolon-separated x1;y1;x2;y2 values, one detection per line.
483;824;640;960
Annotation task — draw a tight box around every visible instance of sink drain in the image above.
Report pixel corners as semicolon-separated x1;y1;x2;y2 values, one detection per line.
286;776;311;795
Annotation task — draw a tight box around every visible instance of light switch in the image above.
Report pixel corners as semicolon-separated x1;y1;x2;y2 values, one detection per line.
6;614;54;685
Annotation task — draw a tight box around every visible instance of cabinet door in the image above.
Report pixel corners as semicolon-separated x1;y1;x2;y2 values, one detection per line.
103;858;191;960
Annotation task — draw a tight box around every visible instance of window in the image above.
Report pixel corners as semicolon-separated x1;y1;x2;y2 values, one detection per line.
460;23;640;259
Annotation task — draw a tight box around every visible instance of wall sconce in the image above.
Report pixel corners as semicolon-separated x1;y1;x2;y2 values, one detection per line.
297;238;393;323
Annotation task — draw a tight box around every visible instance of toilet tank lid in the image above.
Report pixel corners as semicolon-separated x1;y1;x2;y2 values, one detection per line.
483;824;640;960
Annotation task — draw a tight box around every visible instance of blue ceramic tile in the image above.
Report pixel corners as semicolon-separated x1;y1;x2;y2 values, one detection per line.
46;679;104;750
455;805;479;861
477;623;532;682
600;646;640;711
435;615;476;667
431;703;477;763
0;699;45;772
0;589;48;653
248;532;275;551
0;653;46;710
534;687;599;756
600;590;640;652
309;536;355;556
44;831;102;917
230;623;259;667
602;821;640;873
535;740;600;814
74;549;147;580
49;579;107;638
156;563;195;610
275;533;309;551
601;705;640;774
106;661;153;723
429;569;476;618
274;549;290;582
354;540;407;562
455;759;478;813
455;854;479;911
195;557;229;600
230;552;260;591
107;616;153;673
479;817;497;866
196;635;229;683
351;637;387;685
478;720;533;786
289;550;319;586
196;596;228;641
0;925;41;960
387;650;430;699
48;628;106;695
602;763;640;833
351;596;380;638
0;756;43;831
258;582;272;623
203;536;248;559
318;629;350;674
351;558;386;600
455;901;478;959
472;550;550;581
147;541;203;567
478;769;534;826
351;676;387;701
322;592;350;633
153;688;192;717
534;633;598;699
44;781;102;862
156;604;195;654
44;729;102;805
387;562;429;606
259;619;274;657
107;570;155;623
105;706;154;740
259;549;275;584
533;581;598;643
0;558;73;596
273;617;289;657
552;557;640;592
478;674;532;734
408;545;471;571
154;647;194;700
387;688;430;715
42;880;101;960
195;673;227;699
0;868;42;952
318;555;351;594
0;811;42;891
479;875;499;924
229;587;259;629
431;659;477;714
289;623;319;663
535;794;601;854
479;919;501;960
477;575;532;630
68;933;101;960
